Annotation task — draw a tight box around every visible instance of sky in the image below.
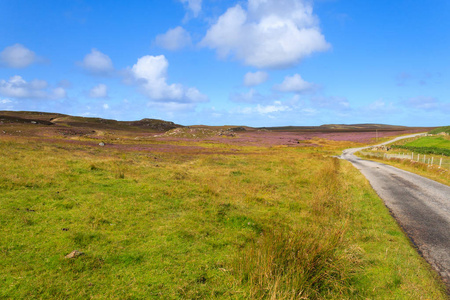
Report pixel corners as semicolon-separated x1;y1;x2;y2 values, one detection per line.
0;0;449;127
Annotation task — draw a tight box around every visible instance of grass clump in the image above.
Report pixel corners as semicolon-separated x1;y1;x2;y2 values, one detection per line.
234;226;349;299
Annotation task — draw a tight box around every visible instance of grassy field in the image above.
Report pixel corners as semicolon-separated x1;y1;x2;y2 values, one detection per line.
0;131;447;299
404;136;450;149
429;126;450;135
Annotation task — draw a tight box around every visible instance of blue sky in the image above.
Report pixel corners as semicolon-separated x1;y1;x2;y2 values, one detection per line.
0;0;449;126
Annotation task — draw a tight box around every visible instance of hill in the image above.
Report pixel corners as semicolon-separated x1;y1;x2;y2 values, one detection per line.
259;123;424;132
0;111;434;137
0;111;182;132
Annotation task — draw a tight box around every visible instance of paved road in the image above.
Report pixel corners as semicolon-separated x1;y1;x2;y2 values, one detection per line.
340;134;450;290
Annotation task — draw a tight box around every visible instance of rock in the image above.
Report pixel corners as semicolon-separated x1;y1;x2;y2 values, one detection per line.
65;250;84;259
99;142;105;146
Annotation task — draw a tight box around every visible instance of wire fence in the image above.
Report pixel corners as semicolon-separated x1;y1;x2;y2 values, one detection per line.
359;151;450;170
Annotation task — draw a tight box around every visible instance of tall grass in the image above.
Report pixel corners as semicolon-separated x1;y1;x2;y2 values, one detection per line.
233;158;356;299
234;226;350;299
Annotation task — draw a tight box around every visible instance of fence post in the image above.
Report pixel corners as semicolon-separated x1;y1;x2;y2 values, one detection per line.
431;157;434;166
411;152;414;160
418;154;420;161
424;155;426;163
439;158;442;168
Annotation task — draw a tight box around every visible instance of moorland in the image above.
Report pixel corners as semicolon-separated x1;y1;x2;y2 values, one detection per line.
0;111;447;299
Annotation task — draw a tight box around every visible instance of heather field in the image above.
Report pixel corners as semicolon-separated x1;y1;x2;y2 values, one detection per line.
0;116;446;299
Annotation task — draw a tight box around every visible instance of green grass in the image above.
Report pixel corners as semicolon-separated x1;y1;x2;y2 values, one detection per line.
0;138;447;299
429;126;450;135
405;136;450;149
391;136;450;156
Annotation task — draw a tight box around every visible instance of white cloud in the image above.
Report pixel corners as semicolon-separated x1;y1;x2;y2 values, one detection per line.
244;71;268;86
89;83;108;98
155;26;192;51
236;100;291;115
0;98;14;110
103;103;109;110
131;55;208;103
180;0;202;17
0;44;38;68
79;49;114;74
274;74;315;93
0;75;66;99
201;0;330;69
1;98;12;104
256;101;291;114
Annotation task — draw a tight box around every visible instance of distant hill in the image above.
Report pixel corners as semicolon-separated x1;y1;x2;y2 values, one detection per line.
0;111;182;132
259;124;416;132
0;110;435;134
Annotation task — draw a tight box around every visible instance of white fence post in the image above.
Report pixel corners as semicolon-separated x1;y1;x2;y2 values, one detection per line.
440;158;443;168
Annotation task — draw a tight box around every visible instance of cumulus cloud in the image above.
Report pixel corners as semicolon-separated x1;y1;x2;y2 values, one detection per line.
0;75;66;99
244;71;268;86
89;84;108;98
155;26;192;51
201;0;330;69
79;49;114;75
130;55;208;103
274;74;315;93
180;0;202;17
0;44;39;68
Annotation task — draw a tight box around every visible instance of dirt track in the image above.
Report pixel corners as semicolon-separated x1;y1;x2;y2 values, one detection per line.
341;134;450;291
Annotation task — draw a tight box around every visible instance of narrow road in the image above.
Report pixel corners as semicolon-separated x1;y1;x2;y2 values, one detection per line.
341;134;450;290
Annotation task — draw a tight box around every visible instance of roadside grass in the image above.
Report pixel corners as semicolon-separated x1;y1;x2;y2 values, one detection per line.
390;135;450;156
360;133;450;186
357;153;450;186
0;137;447;299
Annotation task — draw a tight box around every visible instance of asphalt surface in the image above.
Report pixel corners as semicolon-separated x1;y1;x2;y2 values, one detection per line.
341;134;450;290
